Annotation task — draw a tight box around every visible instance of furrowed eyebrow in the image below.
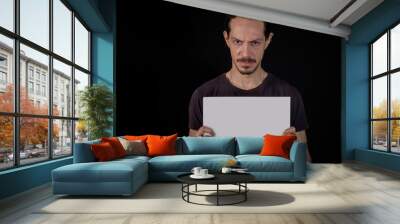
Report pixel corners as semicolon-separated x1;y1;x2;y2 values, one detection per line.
231;37;243;41
231;36;264;42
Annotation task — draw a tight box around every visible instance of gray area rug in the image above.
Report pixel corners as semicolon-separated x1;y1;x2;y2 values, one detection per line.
37;183;362;214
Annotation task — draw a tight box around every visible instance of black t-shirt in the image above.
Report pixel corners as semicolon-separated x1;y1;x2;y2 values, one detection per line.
188;73;308;132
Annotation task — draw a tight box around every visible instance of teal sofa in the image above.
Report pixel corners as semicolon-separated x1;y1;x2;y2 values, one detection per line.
52;137;307;195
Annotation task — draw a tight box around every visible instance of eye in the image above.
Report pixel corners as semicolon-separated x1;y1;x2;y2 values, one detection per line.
232;39;242;45
250;41;261;47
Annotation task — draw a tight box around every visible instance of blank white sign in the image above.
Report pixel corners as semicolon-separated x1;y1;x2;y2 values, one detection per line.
203;97;290;137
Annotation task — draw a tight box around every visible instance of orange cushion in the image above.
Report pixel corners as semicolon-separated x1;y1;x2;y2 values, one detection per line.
124;135;148;141
91;142;118;161
101;137;127;158
259;134;297;159
146;133;178;157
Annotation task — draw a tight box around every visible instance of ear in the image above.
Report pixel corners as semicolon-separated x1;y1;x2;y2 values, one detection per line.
264;32;274;50
223;31;230;48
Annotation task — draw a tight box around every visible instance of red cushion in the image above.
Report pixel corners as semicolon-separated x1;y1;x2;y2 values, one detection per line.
101;137;127;158
91;142;118;161
124;135;148;141
146;134;178;157
259;134;297;159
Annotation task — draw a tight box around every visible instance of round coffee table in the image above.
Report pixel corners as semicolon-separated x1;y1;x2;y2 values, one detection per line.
177;172;255;206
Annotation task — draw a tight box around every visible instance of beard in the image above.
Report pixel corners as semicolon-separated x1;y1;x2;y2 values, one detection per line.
234;58;260;76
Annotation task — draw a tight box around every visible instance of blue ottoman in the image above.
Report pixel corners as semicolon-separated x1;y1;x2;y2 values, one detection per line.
52;157;148;196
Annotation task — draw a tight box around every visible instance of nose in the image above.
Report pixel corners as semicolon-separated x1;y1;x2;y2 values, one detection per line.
239;43;252;57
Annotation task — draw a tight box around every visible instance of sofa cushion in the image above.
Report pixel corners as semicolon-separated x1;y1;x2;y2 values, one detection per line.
176;137;235;155
148;154;235;172
260;134;297;159
147;134;178;157
91;142;118;161
124;135;148;141
236;155;293;172
53;159;147;183
101;137;127;158
118;137;147;156
235;137;263;155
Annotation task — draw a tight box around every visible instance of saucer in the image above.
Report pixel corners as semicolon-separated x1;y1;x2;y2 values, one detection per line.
190;174;215;179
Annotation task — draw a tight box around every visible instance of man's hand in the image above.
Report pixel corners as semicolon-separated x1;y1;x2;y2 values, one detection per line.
283;127;311;162
189;126;215;137
282;127;296;136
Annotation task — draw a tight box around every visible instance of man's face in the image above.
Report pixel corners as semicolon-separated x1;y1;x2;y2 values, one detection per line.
224;17;271;75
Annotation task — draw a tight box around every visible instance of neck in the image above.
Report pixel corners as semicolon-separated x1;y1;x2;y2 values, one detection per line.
227;67;267;90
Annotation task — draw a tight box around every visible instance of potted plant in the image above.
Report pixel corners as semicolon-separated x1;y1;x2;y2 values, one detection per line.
79;84;113;140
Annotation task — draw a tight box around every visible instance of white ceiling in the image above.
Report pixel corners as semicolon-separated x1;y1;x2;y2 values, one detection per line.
226;0;352;22
164;0;384;39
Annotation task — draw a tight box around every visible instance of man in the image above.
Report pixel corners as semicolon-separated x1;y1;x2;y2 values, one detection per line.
188;15;310;159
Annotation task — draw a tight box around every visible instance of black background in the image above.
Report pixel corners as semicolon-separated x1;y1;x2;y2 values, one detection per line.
116;1;342;163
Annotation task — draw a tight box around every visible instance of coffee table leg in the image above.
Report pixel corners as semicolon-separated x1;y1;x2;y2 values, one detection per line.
187;184;190;202
217;184;219;206
195;184;197;192
245;183;247;201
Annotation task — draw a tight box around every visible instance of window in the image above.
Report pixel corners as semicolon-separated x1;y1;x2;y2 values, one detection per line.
53;59;71;117
74;69;89;118
0;0;14;32
0;55;7;67
53;119;72;158
28;81;34;94
42;85;46;97
20;0;49;49
0;34;13;111
53;0;72;60
0;54;8;89
371;23;400;154
35;70;40;81
0;71;6;85
0;116;13;170
28;67;34;80
36;84;40;95
75;18;89;70
0;0;91;170
41;73;46;83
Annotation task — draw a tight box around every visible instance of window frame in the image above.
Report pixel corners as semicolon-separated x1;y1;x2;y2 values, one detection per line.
370;19;400;154
0;0;92;171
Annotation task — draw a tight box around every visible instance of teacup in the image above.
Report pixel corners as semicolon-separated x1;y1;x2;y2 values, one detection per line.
199;168;208;176
191;167;202;176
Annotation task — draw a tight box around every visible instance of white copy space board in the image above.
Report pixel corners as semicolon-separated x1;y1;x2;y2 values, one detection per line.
203;97;290;137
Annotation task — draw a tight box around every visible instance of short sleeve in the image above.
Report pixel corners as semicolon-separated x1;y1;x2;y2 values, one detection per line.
188;89;203;130
291;89;308;132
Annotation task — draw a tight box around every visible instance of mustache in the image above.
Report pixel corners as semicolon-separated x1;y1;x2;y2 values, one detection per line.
237;57;256;63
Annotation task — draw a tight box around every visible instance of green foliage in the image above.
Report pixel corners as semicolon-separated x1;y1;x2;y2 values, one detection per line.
79;84;113;140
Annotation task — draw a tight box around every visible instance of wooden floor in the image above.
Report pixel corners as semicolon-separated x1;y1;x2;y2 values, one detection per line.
1;162;400;224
